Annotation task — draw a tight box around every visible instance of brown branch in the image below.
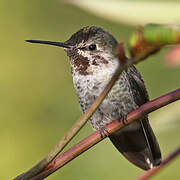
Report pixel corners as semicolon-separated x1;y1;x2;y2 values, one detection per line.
136;146;180;180
15;24;180;180
31;88;180;180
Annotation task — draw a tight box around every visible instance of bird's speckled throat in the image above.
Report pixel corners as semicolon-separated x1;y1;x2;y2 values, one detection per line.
64;26;118;76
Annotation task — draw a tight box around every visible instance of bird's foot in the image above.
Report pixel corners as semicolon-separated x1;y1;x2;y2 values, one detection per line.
99;126;110;139
119;113;128;125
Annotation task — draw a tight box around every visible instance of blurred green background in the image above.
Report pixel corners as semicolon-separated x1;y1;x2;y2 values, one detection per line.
0;0;180;179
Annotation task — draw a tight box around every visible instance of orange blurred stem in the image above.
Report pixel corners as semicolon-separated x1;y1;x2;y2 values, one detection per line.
31;88;180;180
137;146;180;180
129;24;180;61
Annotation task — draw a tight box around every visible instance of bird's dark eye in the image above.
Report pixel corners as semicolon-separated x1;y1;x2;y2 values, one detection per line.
88;44;96;51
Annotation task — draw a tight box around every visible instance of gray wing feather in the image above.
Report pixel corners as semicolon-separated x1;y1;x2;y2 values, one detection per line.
109;65;161;170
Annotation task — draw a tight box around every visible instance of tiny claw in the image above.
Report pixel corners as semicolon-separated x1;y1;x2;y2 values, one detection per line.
119;113;128;125
99;127;110;139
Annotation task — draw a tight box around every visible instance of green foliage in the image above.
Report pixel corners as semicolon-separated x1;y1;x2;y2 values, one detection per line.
66;0;180;25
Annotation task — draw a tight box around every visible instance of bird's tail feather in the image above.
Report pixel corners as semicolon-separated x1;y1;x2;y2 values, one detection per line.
109;118;161;170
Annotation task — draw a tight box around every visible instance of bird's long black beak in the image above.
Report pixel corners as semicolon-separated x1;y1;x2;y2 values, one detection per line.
25;40;73;49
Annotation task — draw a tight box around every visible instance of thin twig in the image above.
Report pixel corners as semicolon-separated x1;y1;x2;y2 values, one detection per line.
31;88;180;180
14;43;129;180
136;146;180;180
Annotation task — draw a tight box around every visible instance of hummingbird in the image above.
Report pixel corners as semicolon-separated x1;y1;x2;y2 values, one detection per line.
26;26;161;170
